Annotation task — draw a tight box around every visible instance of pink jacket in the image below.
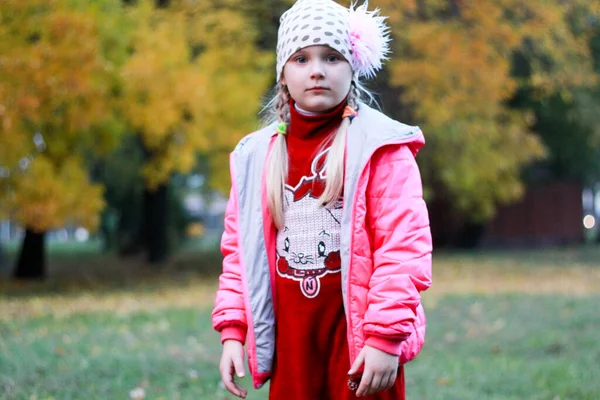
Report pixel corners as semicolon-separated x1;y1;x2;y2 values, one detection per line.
212;103;432;389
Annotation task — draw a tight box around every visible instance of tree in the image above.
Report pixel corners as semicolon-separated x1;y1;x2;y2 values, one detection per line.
0;0;125;278
520;2;600;186
377;0;598;221
118;0;271;262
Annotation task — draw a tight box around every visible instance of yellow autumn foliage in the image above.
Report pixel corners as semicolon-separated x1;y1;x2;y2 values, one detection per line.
121;0;272;192
1;0;271;231
120;2;206;189
10;156;104;232
0;0;119;231
377;0;598;219
194;6;274;192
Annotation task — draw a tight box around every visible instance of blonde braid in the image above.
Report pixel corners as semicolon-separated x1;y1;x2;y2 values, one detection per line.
266;82;291;229
318;82;361;207
348;81;360;109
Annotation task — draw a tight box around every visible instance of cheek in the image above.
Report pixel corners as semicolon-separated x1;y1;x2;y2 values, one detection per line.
333;66;353;92
287;81;302;96
334;80;352;99
284;78;303;98
282;64;302;89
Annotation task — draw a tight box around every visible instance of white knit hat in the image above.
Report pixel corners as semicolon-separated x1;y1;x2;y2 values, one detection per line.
276;0;391;81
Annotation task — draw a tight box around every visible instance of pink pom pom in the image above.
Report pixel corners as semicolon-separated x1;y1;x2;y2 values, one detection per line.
348;1;391;79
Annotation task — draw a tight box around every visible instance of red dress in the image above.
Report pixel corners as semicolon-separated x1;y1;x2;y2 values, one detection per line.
268;101;405;400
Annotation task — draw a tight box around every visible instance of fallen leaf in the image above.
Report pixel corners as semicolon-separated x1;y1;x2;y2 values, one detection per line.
188;369;199;381
436;377;451;386
54;347;66;356
129;387;145;400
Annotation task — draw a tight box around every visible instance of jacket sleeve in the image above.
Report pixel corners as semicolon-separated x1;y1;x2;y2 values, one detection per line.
211;184;248;344
363;144;432;356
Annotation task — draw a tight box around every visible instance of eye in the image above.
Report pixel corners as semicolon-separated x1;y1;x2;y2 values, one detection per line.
318;241;326;257
293;55;307;63
326;55;341;62
284;238;290;252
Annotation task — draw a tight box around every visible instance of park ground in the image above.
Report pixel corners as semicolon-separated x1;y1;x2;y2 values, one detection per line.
1;242;599;400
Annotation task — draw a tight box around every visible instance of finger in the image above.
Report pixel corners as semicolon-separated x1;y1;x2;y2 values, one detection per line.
381;371;394;392
233;355;246;378
219;361;231;385
366;373;382;396
223;376;247;398
232;381;248;398
348;350;365;375
355;368;373;397
221;362;246;398
387;368;398;390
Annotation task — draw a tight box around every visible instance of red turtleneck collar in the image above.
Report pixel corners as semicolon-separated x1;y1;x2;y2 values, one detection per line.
287;99;347;140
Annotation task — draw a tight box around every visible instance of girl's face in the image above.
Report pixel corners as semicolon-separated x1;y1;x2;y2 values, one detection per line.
281;45;353;113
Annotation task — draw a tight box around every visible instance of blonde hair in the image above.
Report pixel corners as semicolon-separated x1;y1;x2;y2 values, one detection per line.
262;80;374;229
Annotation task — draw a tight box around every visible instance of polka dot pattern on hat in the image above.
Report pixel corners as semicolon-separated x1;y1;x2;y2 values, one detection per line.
276;0;352;81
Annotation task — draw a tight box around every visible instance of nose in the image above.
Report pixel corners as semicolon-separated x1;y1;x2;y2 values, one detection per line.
298;253;305;259
309;60;325;79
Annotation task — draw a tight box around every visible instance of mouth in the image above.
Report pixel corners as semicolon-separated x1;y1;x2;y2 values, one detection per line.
307;87;329;92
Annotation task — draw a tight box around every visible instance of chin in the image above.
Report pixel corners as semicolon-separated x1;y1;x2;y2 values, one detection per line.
301;100;338;113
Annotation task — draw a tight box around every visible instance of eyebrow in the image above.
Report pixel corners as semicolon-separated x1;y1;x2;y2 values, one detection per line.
319;230;330;237
292;48;343;58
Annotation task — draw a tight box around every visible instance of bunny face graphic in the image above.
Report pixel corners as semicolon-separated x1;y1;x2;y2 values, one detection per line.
276;148;342;298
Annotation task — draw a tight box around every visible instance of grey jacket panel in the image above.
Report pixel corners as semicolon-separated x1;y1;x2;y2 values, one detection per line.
232;123;276;374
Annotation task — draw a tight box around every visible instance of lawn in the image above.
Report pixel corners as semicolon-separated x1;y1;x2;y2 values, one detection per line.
1;243;599;399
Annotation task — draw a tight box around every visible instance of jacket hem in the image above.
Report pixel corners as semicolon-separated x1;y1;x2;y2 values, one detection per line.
252;371;272;390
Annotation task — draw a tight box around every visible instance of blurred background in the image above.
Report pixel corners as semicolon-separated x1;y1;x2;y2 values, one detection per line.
0;0;599;399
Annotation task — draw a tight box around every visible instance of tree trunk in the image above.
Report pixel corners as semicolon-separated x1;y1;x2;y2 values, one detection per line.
143;183;169;264
416;0;428;20
13;228;46;280
117;197;144;256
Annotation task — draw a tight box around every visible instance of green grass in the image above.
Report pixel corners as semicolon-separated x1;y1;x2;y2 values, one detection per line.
1;295;598;399
0;309;228;399
408;295;600;400
1;246;599;399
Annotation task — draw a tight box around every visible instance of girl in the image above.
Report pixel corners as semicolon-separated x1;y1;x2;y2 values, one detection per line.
212;0;432;398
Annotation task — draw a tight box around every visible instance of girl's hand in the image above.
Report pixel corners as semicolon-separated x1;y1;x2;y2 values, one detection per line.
348;345;399;397
219;339;248;398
